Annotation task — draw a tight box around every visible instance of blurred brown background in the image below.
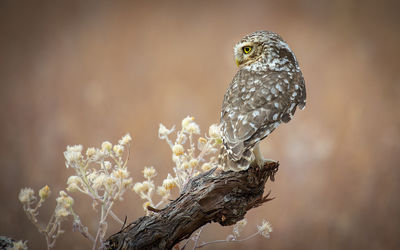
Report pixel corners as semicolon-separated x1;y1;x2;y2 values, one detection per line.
1;0;399;249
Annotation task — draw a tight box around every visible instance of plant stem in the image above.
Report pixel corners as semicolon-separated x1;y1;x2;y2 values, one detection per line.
195;232;259;248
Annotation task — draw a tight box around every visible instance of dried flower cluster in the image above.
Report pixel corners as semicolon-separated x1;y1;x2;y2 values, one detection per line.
19;134;133;249
18;186;75;249
11;241;28;250
257;220;273;239
229;219;273;241
193;218;273;248
63;133;133;249
18;117;273;249
0;236;28;250
133;116;223;213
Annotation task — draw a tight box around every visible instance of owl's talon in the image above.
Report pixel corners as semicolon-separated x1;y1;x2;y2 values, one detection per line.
265;158;278;164
256;158;267;168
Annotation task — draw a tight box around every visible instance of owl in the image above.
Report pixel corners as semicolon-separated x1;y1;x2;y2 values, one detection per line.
220;30;306;171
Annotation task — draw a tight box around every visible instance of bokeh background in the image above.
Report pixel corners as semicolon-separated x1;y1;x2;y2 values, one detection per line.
1;0;399;249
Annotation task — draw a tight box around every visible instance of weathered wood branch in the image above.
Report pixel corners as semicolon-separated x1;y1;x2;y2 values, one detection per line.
105;161;279;250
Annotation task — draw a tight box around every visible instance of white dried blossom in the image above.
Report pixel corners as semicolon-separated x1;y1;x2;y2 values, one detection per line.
87;171;99;183
64;145;83;164
67;176;81;186
18;188;35;204
39;185;51;201
209;124;221;139
122;178;133;188
86;147;96;157
56;191;74;208
172;144;184;156
140;181;152;193
226;234;236;242
181;116;201;134
93;173;107;189
180;161;190;170
55;207;70;218
68;145;83;153
233;219;247;237
10;240;28;250
101;141;112;152
67;175;82;192
113;144;124;157
106;175;117;186
201;163;212;172
143;166;157;179
186;122;200;134
257;220;273;238
158;123;174;139
181;116;194;130
66;182;79;192
133;182;144;194
103;161;112;170
162;174;177;190
133;181;152;199
112;168;129;179
119;133;132;146
156;186;169;197
172;155;180;163
92;148;106;161
189;159;198;168
198;137;207;150
55;191;74;219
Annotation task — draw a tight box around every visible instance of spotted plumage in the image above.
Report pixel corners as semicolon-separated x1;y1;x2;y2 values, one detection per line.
220;31;306;171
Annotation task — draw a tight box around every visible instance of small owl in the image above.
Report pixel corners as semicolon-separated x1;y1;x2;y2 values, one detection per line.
220;31;306;171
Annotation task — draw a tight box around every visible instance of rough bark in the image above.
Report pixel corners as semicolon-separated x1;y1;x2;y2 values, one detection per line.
105;161;279;250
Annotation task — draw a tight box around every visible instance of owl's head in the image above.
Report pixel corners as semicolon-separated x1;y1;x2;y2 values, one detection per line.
234;30;299;71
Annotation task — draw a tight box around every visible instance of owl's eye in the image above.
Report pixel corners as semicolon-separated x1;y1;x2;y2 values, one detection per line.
242;46;252;54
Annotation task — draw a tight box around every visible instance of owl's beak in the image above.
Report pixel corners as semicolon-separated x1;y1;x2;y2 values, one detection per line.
235;58;240;67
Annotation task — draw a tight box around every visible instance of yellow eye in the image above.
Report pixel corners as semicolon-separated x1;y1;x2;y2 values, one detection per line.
243;46;252;54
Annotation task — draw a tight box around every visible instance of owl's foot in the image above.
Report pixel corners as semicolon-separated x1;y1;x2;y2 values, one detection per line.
256;158;266;168
253;144;277;168
255;158;276;167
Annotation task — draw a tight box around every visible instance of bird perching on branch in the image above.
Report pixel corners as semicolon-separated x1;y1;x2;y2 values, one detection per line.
220;31;306;171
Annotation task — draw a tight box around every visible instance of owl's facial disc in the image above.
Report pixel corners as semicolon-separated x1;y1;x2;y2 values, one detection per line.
234;42;259;67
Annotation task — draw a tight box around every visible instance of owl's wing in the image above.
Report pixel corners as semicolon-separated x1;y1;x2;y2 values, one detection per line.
296;75;306;111
221;69;304;160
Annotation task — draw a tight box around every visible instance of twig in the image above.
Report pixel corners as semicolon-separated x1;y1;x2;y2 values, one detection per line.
109;210;124;225
192;226;204;249
195;231;260;248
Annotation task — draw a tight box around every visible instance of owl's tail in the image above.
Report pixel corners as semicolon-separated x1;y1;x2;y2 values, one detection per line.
218;146;253;171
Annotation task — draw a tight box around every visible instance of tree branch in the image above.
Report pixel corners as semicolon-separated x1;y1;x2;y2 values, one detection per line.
105;161;279;250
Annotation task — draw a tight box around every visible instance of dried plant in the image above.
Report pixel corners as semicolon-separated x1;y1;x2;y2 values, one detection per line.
19;134;133;249
133;116;222;214
18;117;272;249
132;116;273;249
